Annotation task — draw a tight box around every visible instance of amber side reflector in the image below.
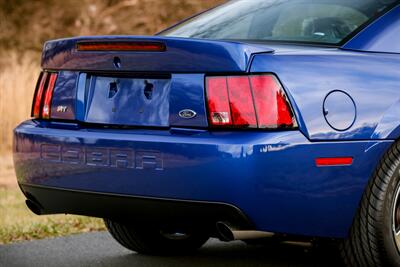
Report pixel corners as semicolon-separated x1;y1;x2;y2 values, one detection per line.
76;42;166;52
316;157;353;167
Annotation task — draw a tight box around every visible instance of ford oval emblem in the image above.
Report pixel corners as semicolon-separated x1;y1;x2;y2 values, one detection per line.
179;109;197;119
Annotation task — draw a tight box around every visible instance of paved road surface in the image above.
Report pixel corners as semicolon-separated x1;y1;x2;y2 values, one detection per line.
0;232;343;267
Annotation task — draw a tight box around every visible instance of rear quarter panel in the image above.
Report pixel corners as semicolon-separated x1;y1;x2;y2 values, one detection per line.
250;50;400;141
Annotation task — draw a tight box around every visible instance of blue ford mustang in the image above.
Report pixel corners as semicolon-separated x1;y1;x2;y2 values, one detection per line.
13;0;400;266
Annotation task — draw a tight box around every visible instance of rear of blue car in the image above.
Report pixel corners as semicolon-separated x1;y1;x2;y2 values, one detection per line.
14;36;301;230
13;0;400;266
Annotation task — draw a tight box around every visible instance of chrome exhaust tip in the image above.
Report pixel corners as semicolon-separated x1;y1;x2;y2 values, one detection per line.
216;222;274;242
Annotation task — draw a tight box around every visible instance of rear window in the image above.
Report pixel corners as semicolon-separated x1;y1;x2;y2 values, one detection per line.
161;0;398;45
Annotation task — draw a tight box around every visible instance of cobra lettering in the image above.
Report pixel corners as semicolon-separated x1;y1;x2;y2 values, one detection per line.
40;144;163;170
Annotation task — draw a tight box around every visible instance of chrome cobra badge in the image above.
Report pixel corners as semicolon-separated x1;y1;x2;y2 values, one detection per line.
179;109;197;119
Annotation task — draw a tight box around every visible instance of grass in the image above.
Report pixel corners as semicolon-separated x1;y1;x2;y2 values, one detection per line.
0;51;106;245
0;154;16;188
0;54;106;244
0;154;105;245
0;51;39;156
0;187;106;245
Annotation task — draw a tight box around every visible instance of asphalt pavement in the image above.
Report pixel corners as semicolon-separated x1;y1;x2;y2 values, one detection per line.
0;232;343;267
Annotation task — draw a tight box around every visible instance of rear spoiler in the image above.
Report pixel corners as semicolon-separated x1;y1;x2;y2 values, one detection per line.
41;36;274;73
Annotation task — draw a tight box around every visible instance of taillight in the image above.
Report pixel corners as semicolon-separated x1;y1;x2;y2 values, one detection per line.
227;76;257;127
31;71;58;119
206;77;232;126
206;74;296;129
32;72;48;118
41;73;58;119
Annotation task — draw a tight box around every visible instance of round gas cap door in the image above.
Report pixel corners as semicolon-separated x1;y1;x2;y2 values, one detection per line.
323;90;356;131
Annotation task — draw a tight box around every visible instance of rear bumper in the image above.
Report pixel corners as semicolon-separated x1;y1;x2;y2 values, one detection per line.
14;120;393;238
20;183;251;230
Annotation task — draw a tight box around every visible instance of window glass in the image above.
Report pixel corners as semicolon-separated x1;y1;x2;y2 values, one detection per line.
161;0;397;44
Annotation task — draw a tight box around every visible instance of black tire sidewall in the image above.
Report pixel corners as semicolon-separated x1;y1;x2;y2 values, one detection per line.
104;219;209;255
383;163;400;266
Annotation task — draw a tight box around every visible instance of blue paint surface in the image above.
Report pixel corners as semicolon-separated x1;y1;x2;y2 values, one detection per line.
42;36;272;73
50;71;78;120
343;5;400;54
250;48;400;140
13;3;400;240
13;120;392;237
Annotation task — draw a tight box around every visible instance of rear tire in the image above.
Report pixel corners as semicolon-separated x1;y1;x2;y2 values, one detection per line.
104;219;209;255
340;141;400;266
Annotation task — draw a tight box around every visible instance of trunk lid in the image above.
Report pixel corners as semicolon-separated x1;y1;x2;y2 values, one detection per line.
42;36;273;73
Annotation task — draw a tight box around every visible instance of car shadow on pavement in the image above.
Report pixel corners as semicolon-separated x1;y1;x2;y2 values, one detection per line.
102;239;344;267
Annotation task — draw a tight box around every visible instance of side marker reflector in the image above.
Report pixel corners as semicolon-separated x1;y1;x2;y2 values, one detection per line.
316;157;353;167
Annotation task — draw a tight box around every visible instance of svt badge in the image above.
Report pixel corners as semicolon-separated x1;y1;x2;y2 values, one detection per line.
56;106;68;113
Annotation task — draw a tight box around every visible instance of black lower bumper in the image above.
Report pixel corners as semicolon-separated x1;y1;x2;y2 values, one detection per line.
20;184;252;229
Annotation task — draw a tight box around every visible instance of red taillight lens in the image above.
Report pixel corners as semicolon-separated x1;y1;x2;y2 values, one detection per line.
227;76;257;127
42;73;58;119
250;75;294;128
32;72;48;118
206;74;296;129
31;72;58;119
206;77;232;126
